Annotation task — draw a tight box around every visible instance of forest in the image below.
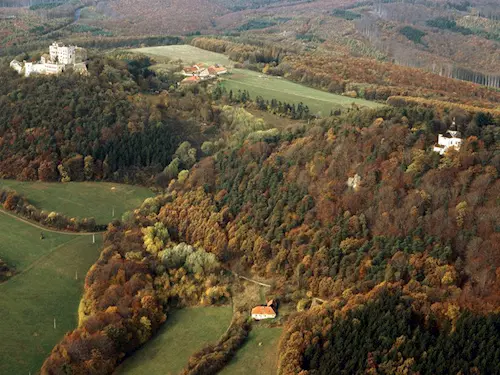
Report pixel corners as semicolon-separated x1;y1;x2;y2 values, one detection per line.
279;289;500;374
0;40;498;374
38;90;500;373
0;55;199;184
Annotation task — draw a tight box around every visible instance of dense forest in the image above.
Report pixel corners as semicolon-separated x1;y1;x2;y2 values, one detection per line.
0;55;199;183
40;92;500;373
280;289;500;374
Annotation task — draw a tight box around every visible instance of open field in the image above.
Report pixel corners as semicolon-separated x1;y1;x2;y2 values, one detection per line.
0;181;153;224
222;69;383;115
130;45;233;66
0;212;83;271
130;44;383;116
116;306;232;375
219;326;283;375
0;213;102;374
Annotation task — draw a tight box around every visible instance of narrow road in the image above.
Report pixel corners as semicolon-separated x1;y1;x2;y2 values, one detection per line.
237;274;271;288
0;208;104;235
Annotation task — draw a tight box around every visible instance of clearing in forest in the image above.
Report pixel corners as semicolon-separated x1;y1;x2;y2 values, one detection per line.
131;44;384;116
116;306;233;375
221;68;383;115
130;44;232;66
0;213;102;375
0;180;153;224
219;326;283;375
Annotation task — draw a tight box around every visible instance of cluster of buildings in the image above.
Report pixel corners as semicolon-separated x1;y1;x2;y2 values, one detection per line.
10;42;87;78
180;63;228;85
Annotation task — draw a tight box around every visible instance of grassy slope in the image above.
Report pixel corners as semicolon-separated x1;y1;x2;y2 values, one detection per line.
130;45;233;66
116;306;233;375
0;212;78;271
219;326;283;375
130;44;383;116
222;69;383;115
0;213;102;374
0;181;153;224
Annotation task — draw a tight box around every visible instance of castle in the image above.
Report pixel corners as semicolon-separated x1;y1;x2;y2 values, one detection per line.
10;42;88;78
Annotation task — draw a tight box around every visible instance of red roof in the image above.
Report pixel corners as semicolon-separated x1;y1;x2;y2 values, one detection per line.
181;76;201;84
251;306;276;316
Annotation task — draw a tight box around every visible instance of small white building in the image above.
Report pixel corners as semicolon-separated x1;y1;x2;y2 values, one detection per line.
433;130;462;155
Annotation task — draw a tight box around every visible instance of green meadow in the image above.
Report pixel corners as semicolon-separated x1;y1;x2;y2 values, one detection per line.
116;306;233;375
219;325;283;375
221;68;382;115
0;180;153;224
0;213;102;374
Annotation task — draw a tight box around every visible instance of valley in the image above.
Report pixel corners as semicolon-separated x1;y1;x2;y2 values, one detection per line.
0;1;499;374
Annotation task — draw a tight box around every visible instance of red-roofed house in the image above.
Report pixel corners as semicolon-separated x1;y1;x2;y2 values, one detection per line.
181;76;201;85
251;306;276;320
181;66;197;76
208;65;228;75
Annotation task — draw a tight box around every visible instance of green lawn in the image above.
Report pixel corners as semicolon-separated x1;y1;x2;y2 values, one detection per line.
130;44;383;116
0;181;153;224
0;214;102;375
219;326;283;375
116;306;233;375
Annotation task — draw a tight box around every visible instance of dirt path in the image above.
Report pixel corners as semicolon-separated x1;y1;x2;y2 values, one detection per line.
0;209;104;236
237;274;271;288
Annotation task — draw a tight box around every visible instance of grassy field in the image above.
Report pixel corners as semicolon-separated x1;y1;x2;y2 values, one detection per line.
116;306;232;375
0;214;102;375
222;69;382;115
0;181;153;224
130;44;383;116
130;45;233;66
219;326;283;375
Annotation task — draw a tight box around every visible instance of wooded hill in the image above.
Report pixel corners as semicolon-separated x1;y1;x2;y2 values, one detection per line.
0;56;197;184
41;99;500;373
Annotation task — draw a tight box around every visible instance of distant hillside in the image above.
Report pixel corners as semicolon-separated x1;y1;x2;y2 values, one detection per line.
65;0;499;88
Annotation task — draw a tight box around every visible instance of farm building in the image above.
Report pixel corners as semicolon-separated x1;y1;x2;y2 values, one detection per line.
180;63;228;83
180;76;201;85
251;300;277;320
208;65;228;75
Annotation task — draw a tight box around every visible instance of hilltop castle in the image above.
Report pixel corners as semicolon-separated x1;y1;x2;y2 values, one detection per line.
10;42;88;78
